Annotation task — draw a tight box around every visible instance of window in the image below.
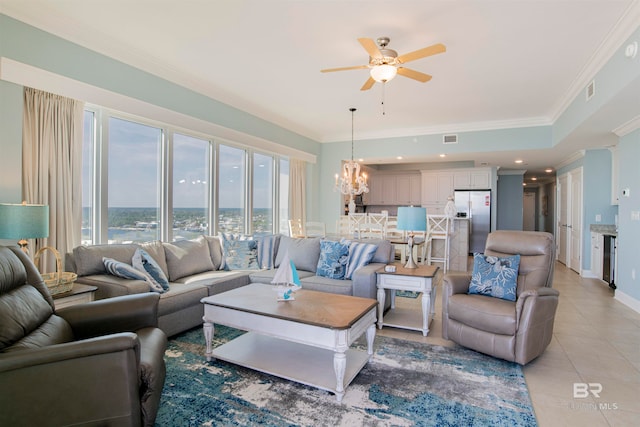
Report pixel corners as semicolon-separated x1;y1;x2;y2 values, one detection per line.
81;107;292;244
252;153;273;235
81;110;95;244
279;158;290;234
218;144;246;234
173;133;211;241
107;117;162;243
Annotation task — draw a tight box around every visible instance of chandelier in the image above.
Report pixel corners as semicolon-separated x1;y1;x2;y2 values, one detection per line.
335;107;369;213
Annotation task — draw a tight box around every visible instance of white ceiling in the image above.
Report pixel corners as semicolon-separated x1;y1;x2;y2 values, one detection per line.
2;0;640;181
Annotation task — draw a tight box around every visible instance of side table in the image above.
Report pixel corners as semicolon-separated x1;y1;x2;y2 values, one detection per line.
52;283;98;309
376;263;439;336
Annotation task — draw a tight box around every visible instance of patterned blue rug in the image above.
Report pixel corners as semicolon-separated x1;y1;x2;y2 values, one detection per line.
395;290;420;298
156;326;536;426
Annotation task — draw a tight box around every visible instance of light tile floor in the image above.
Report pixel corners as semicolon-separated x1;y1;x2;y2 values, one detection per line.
377;261;640;426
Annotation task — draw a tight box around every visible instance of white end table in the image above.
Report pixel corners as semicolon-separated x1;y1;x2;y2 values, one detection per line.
376;263;439;336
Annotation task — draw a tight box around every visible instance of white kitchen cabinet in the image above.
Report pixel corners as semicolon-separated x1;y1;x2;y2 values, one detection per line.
421;171;454;207
591;232;603;279
366;173;421;205
453;168;491;190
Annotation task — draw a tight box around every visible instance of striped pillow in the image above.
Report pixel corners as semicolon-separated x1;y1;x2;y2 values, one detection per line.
345;242;378;279
257;234;279;269
103;257;165;293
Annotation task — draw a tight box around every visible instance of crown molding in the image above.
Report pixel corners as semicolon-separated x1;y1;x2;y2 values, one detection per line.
613;114;640;136
556;150;585;170
549;0;640;123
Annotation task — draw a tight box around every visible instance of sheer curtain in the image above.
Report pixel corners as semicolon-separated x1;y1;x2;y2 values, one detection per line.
22;87;84;270
289;158;306;224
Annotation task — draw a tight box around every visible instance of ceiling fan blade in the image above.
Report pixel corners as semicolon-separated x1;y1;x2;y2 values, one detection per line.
360;77;376;91
397;43;446;64
320;65;369;73
358;38;383;59
397;67;432;82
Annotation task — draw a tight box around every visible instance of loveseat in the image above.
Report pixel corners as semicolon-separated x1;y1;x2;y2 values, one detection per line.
68;235;394;337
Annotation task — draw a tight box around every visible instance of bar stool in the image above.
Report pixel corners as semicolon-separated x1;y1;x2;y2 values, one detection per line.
425;215;451;273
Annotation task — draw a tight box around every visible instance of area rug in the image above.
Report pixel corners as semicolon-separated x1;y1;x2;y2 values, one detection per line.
156;326;537;426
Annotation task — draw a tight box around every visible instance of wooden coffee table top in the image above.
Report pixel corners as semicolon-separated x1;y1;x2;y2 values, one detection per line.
202;283;377;330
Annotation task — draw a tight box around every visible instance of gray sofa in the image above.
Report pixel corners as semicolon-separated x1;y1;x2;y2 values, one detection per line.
68;235;394;337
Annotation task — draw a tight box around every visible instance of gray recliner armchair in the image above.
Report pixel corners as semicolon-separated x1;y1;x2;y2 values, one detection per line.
0;246;167;426
442;230;558;365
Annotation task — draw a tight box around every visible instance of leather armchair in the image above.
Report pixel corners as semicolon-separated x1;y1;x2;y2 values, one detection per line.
442;231;558;365
0;246;167;426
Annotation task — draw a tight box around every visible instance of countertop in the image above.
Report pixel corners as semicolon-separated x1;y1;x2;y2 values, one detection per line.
590;224;617;237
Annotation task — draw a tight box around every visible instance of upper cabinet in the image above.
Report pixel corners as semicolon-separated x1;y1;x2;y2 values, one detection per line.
421;167;492;212
453;168;491;190
366;172;421;205
421;171;454;207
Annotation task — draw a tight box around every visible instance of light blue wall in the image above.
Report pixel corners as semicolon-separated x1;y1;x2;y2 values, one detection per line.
617;129;640;301
496;174;524;230
582;149;619;270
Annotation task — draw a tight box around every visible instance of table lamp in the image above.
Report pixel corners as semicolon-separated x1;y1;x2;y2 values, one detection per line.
397;206;427;269
0;202;49;255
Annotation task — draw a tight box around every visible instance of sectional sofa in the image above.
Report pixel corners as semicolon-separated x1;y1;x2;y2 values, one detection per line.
67;235;394;337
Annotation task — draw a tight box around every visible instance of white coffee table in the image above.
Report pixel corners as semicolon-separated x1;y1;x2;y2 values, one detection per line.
376;263;439;336
201;283;377;402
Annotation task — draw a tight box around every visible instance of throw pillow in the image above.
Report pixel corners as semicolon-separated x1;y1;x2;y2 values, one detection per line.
468;253;520;301
256;234;280;270
274;236;321;273
103;257;165;293
218;233;252;270
345;241;378;279
316;240;349;280
132;248;170;291
220;233;260;270
163;236;215;281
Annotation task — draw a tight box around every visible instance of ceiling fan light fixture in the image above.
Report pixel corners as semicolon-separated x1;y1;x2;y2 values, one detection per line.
370;64;397;83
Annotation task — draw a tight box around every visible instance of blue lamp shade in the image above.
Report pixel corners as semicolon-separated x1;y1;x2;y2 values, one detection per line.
397;206;427;232
0;203;50;240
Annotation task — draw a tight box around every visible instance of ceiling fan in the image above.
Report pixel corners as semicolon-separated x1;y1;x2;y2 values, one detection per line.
321;37;446;91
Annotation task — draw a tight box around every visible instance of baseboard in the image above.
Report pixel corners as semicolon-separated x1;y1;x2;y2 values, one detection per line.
615;290;640;314
582;269;597;279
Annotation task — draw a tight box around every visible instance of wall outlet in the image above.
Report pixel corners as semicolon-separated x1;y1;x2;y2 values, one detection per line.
595;214;602;222
632;211;640;221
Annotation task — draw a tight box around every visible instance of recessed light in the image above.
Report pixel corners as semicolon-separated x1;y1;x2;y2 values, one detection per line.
523;182;527;186
396;156;403;160
358;158;364;162
439;154;446;158
545;168;553;173
515;159;524;164
531;177;537;181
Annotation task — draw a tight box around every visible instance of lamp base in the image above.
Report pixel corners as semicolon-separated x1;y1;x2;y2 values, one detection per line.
404;235;418;269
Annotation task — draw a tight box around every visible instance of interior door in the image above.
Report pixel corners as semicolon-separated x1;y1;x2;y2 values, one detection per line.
523;192;536;231
569;168;583;272
557;174;568;265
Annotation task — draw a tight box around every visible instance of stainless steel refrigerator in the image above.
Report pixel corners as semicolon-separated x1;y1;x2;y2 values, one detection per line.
454;190;491;254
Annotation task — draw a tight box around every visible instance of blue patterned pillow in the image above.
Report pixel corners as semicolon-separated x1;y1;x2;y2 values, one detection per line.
316;240;349;279
256;234;279;269
345;242;378;279
132;248;170;291
468;253;520;301
220;233;259;270
103;257;165;293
